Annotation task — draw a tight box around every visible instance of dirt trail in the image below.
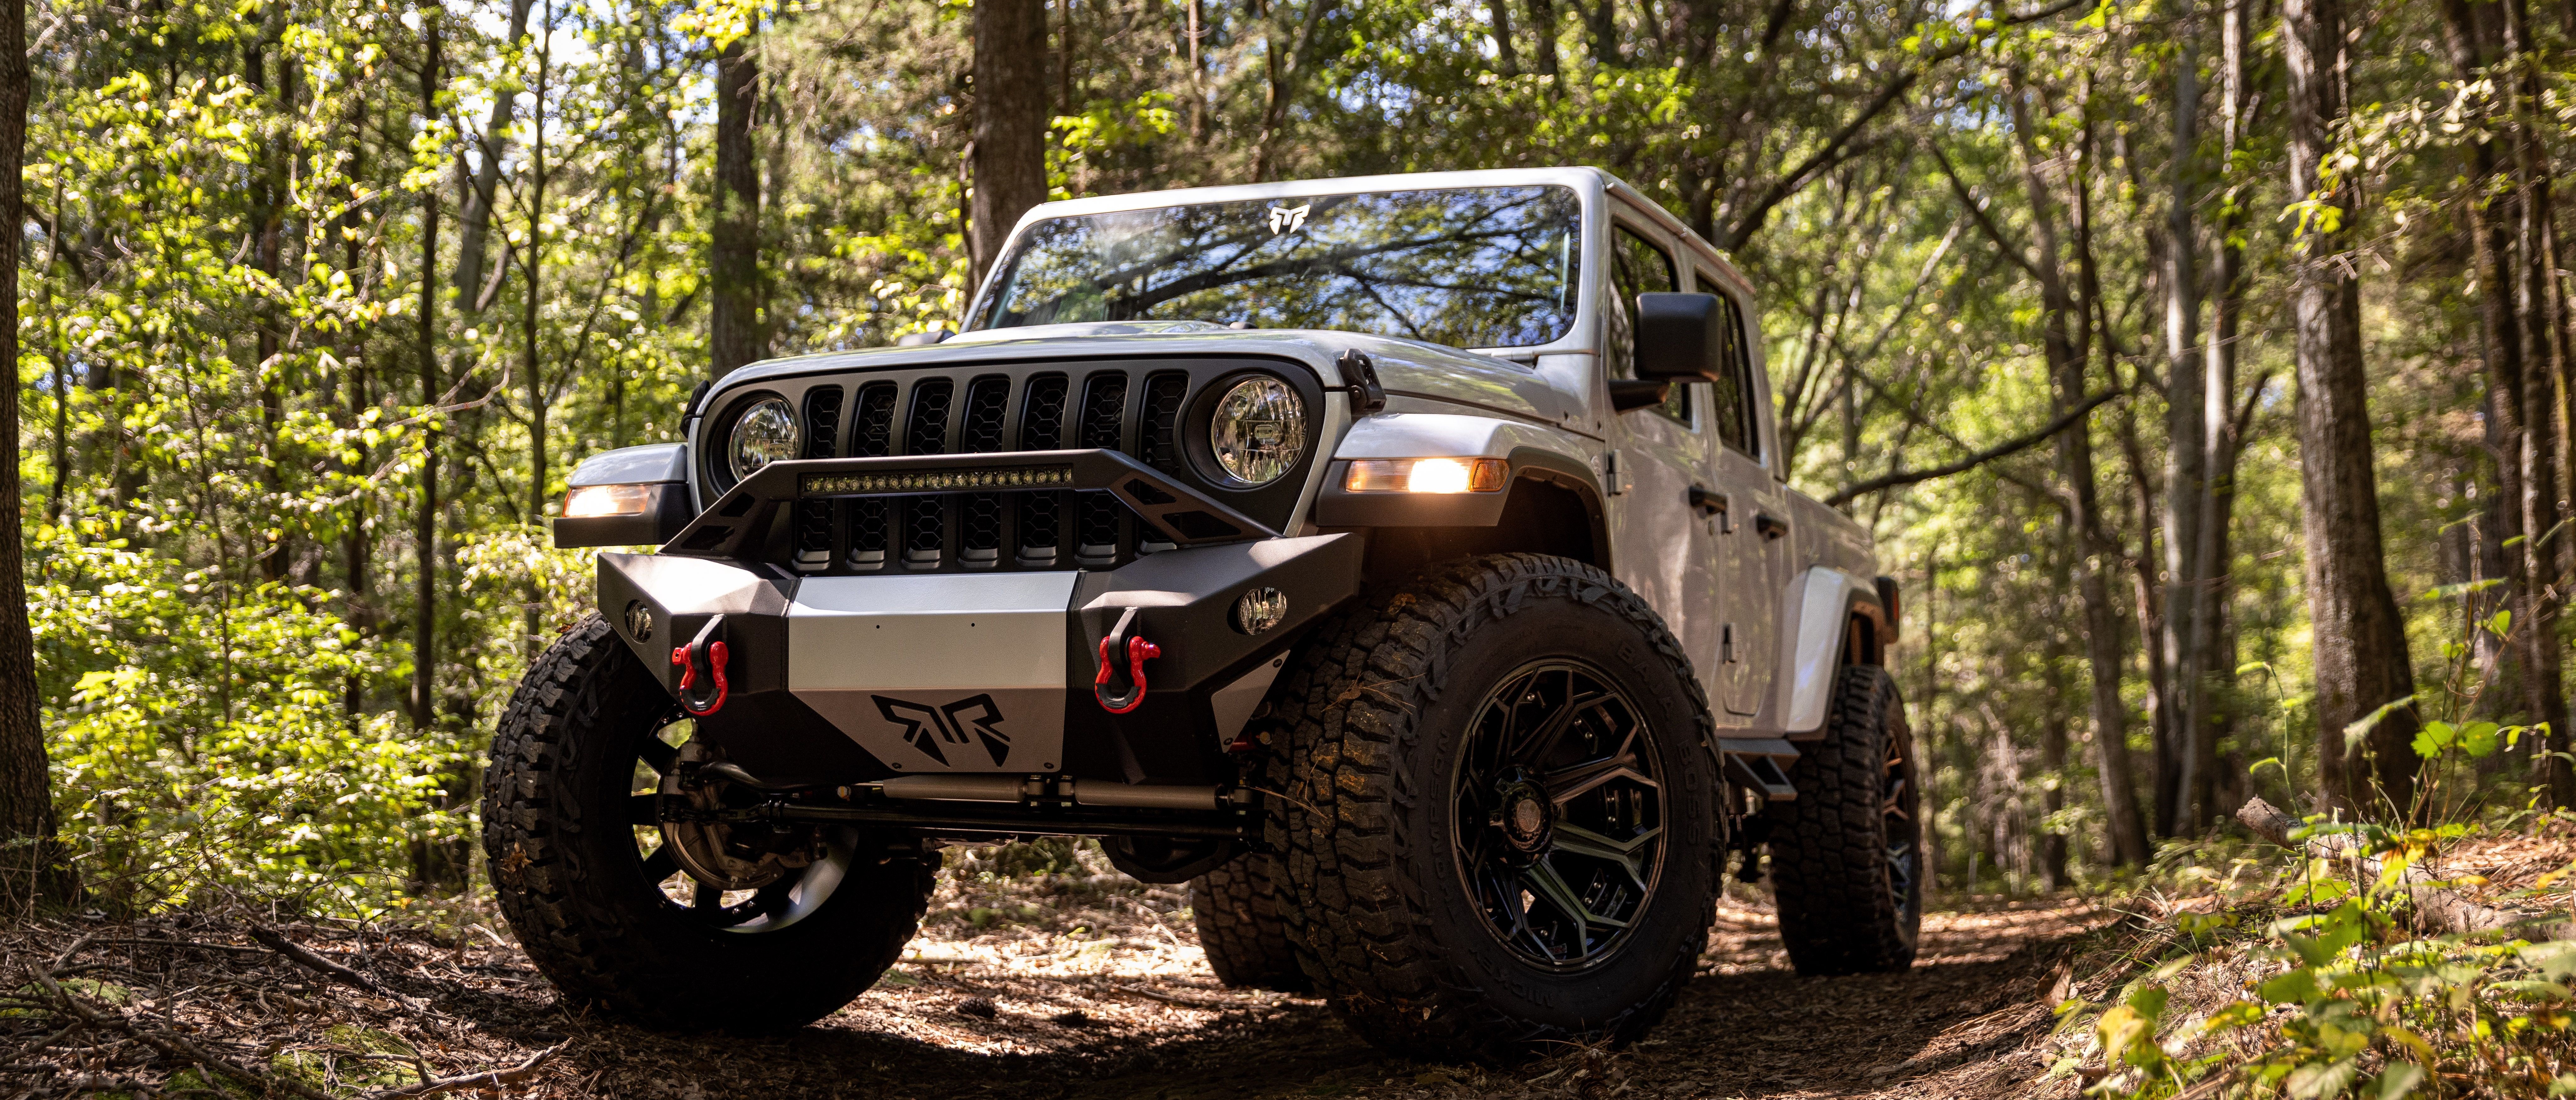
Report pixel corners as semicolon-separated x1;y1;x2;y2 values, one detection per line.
0;870;2113;1099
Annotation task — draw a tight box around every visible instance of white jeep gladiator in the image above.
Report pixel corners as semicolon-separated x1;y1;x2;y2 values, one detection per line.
487;167;1920;1061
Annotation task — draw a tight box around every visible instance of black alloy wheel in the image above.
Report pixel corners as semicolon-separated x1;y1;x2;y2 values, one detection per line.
486;614;932;1032
630;715;855;934
1451;661;1666;969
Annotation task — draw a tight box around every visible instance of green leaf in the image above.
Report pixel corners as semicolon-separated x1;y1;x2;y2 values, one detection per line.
2259;969;2321;1004
2288;1059;2358;1100
2463;722;2501;758
2376;1063;2426;1100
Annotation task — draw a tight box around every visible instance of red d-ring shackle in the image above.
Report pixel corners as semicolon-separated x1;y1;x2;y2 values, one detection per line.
1094;606;1160;714
671;614;730;717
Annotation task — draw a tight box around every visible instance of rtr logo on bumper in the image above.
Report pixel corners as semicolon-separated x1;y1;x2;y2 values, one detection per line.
871;694;1010;768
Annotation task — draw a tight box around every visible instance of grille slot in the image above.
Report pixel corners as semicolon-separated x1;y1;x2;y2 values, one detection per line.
1075;373;1130;565
843;382;897;570
1135;372;1191;555
793;387;847;569
1016;374;1069;565
904;379;955;567
959;376;1011;566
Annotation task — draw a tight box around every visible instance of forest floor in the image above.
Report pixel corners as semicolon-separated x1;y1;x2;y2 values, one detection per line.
0;840;2147;1100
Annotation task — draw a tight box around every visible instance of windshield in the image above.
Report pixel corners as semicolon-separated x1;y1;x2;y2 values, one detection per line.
968;186;1582;349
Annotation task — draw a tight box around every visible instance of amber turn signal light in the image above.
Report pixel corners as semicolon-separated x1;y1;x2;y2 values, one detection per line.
1344;458;1507;494
562;483;657;518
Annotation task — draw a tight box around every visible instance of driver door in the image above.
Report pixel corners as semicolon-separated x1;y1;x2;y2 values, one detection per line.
1602;217;1725;707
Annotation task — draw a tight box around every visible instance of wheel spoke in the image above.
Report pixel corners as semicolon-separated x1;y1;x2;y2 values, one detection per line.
638;846;677;885
693;883;720;911
1549;823;1661;891
1508;688;1612;766
637;735;679;777
1542;755;1659;806
1523;858;1626;930
629;793;665;825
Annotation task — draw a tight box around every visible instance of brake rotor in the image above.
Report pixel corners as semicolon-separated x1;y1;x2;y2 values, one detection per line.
657;743;817;891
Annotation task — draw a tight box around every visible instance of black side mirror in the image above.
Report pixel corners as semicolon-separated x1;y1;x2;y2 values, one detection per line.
1633;292;1726;383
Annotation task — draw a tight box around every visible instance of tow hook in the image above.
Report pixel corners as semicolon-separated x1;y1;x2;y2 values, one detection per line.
671;614;731;717
1093;606;1161;714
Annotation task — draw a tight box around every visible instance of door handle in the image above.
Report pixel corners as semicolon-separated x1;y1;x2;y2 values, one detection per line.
1755;512;1790;541
1687;485;1728;517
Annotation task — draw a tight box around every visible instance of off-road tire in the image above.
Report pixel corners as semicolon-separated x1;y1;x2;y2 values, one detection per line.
1266;554;1721;1062
1766;663;1921;975
1190;853;1310;992
484;614;936;1032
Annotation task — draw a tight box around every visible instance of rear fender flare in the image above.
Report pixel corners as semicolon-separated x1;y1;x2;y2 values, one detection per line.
1776;568;1891;737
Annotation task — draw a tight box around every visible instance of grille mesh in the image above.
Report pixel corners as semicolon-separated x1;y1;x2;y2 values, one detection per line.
904;380;955;566
959;377;1011;564
1017;374;1069;563
1075;374;1129;562
845;382;897;569
793;386;847;567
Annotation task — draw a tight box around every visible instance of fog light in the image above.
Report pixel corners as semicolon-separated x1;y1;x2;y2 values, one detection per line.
564;483;656;518
1233;587;1288;635
1343;457;1507;494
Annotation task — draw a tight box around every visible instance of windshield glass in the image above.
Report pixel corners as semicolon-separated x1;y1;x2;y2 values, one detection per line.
968;186;1582;349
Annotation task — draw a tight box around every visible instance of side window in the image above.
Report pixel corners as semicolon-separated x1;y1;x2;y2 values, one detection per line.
1695;273;1756;454
1605;223;1689;425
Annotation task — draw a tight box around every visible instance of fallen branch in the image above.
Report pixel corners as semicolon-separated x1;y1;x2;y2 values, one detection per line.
251;925;436;1013
24;963;341;1100
362;1042;565;1098
2235;796;2573;939
1112;983;1240;1010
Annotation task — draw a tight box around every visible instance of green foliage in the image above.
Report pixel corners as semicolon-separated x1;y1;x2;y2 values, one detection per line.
2057;823;2576;1097
32;528;468;915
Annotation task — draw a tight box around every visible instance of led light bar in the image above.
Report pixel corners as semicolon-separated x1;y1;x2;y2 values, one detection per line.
1344;457;1508;494
800;465;1076;496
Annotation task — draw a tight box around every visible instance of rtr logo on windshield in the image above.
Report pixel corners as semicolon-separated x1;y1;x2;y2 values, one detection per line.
1266;203;1311;235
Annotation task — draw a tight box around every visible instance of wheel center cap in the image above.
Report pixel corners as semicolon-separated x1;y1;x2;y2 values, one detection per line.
1498;783;1553;854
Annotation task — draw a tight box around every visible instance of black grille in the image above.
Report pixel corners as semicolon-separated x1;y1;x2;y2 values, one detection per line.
845;382;897;569
960;377;1011;566
793;387;846;568
1017;374;1069;565
1075;374;1130;564
742;360;1307;574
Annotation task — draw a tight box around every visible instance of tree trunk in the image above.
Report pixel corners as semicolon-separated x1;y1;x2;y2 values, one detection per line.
414;17;441;732
710;36;765;378
1526;0;1560;76
2005;77;2152;866
0;0;67;909
2502;0;2574;806
454;0;536;307
2160;0;2215;835
971;0;1047;287
1485;0;1519;75
2286;0;2421;814
2195;0;2255;824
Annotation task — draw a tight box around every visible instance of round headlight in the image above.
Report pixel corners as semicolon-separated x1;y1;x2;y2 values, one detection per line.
727;397;801;482
1210;378;1306;485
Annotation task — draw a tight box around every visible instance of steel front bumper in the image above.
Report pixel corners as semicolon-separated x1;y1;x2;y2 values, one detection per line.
597;533;1362;786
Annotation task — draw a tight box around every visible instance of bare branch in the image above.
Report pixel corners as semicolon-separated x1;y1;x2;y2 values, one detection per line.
1823;386;2123;507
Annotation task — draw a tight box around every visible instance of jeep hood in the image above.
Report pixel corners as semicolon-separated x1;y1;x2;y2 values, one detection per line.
719;324;1585;428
